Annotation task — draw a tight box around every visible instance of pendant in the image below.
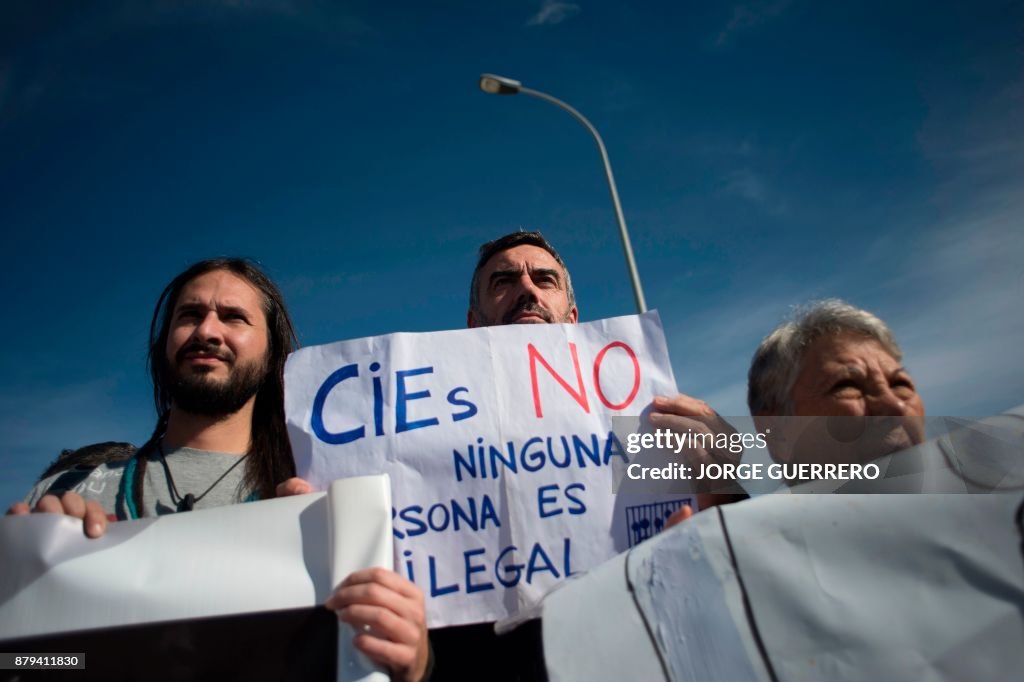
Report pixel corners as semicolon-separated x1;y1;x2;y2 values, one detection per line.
178;493;196;512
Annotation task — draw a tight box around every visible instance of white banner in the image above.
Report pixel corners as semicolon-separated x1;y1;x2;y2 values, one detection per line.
285;311;689;626
0;475;393;682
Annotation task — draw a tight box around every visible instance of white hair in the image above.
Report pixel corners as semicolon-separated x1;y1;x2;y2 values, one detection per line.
747;299;902;416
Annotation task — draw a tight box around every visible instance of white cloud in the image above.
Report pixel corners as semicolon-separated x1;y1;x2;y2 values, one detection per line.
881;185;1024;415
526;0;581;27
720;167;789;214
673;179;1024;418
715;0;792;47
672;74;1024;419
879;76;1024;415
663;288;808;415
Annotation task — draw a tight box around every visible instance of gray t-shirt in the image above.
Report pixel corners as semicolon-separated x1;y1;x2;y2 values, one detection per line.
25;445;253;518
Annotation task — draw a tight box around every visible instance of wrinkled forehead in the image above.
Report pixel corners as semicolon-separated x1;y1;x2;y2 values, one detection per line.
175;270;267;315
481;244;564;276
800;331;901;376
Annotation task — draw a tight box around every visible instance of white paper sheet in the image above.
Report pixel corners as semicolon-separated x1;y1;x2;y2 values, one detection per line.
0;475;394;682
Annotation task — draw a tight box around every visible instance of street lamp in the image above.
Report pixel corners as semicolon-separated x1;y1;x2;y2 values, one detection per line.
478;73;648;314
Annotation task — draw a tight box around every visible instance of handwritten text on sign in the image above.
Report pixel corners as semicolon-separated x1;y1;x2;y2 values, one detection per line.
284;312;680;626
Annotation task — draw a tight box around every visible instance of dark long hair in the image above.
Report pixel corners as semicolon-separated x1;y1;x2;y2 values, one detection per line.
132;258;299;512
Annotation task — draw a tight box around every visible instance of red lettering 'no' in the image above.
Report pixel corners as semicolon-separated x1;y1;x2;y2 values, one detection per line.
528;342;590;418
527;341;642;418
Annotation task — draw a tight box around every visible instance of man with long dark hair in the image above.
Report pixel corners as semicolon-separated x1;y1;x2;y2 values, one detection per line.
16;258;298;525
10;258;430;681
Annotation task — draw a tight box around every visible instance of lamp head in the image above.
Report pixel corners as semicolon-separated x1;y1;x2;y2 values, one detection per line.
479;73;522;95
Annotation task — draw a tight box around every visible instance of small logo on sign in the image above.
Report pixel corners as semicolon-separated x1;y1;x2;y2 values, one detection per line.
625;499;691;546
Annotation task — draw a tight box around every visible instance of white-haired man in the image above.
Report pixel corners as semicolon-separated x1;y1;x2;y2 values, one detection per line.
748;298;926;473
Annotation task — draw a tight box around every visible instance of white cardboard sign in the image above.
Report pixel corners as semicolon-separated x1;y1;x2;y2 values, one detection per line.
285;312;686;626
0;476;393;682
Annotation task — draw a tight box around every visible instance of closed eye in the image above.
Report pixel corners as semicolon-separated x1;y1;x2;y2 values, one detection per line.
529;268;562;288
489;270;522;291
891;375;917;397
830;379;863;396
174;305;205;322
220;307;252;324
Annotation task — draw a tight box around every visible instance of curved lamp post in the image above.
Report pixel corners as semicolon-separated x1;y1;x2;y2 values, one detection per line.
478;73;648;314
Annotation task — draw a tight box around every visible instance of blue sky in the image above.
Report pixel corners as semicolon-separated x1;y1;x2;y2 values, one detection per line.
2;0;1022;505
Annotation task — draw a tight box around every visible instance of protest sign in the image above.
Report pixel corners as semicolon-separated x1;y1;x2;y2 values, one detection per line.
0;476;393;682
285;311;690;626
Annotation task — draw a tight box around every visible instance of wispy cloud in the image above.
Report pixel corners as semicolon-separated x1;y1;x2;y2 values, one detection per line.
672;74;1024;419
720;167;789;214
526;0;581;27
882;183;1024;415
665;289;809;416
715;0;792;47
882;76;1024;415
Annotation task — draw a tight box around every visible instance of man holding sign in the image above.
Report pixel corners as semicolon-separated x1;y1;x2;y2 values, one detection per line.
280;231;738;679
459;232;734;672
9;258;430;682
438;230;738;678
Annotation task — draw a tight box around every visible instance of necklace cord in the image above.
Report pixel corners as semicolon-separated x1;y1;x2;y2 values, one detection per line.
156;441;250;512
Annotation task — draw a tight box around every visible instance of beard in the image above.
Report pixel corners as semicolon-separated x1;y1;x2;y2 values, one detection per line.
501;300;555;325
167;342;269;417
475;298;574;326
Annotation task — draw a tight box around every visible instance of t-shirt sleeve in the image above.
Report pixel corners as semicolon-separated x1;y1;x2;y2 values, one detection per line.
22;464;124;515
23;473;62;508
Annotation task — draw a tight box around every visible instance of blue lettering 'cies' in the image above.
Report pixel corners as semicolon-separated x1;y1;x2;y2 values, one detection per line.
371;362;385;436
429;555;459;597
311;364;364;445
447;386;478;422
396;367;440;433
565;483;587;515
464;548;495;593
537;484;562;518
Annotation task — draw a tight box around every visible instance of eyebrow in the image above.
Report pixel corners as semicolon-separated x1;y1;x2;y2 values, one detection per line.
812;363;864;390
174;302;252;318
528;267;562;282
174;302;207;315
488;265;564;288
218;305;252;319
488;267;524;285
819;363;912;391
